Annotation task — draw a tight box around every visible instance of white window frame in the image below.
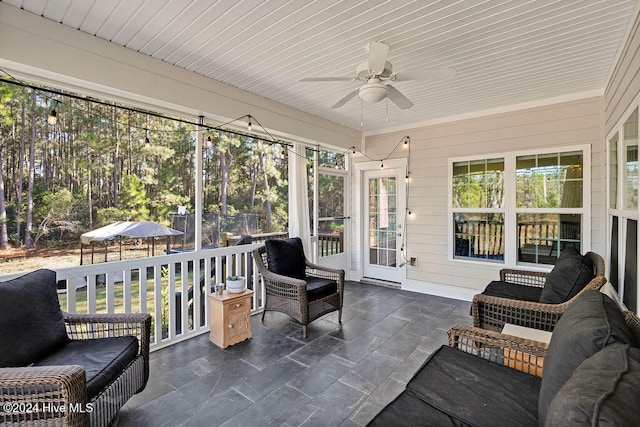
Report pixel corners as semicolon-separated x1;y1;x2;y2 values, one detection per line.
606;102;639;311
448;144;591;268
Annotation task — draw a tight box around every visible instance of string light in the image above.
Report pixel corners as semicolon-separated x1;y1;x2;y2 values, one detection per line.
144;128;150;147
47;100;59;125
247;116;252;132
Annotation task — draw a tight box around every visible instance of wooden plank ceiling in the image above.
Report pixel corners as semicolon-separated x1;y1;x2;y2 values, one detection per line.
2;0;637;133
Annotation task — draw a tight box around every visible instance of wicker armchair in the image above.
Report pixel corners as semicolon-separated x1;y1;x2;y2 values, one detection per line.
252;242;344;337
472;251;606;332
0;270;151;427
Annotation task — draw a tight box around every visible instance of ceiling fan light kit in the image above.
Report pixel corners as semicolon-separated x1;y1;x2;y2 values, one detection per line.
301;41;456;111
359;79;387;103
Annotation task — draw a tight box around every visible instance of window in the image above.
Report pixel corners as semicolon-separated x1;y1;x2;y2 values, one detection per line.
607;107;638;310
515;151;583;264
451;146;589;266
452;159;505;261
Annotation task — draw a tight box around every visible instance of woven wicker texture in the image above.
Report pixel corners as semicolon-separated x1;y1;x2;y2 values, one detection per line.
472;252;606;332
252;245;344;337
449;310;640;377
1;312;151;427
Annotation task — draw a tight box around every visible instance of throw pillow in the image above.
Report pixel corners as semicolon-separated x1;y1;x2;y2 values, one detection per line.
539;247;595;304
0;269;69;367
265;237;307;279
545;343;640;427
538;290;635;425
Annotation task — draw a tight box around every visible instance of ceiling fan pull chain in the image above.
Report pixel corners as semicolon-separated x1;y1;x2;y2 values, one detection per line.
386;98;389;122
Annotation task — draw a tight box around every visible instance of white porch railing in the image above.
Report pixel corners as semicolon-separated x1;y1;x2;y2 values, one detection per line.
14;243;265;351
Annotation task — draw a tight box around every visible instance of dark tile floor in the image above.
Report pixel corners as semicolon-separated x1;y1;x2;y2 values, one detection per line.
119;281;472;427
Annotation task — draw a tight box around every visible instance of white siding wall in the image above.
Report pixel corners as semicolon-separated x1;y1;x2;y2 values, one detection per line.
358;97;604;299
605;11;640;134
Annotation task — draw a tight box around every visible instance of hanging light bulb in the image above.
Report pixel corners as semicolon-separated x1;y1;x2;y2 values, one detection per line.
247;116;252;132
206;135;212;147
404;136;410;147
280;148;286;159
405;172;410;183
144;129;150;148
47;100;59;125
352;147;356;156
380;161;384;169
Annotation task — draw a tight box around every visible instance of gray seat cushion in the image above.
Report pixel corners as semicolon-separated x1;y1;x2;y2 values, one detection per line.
538;290;636;425
0;269;69;367
539;247;594;304
367;388;472;427
35;336;139;399
481;280;543;302
546;343;640;426
385;345;541;427
305;277;337;302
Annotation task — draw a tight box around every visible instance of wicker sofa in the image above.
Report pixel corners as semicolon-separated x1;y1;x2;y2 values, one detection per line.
369;290;640;426
0;269;151;427
472;249;606;332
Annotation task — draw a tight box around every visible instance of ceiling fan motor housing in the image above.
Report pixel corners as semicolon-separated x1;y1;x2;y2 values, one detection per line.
356;60;393;81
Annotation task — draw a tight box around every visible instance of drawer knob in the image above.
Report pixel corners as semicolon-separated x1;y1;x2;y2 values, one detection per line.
236;303;241;308
228;324;233;328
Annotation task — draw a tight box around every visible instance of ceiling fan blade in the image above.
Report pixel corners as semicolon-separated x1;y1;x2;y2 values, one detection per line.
368;41;389;74
386;84;414;110
393;68;457;81
331;88;359;109
300;77;354;82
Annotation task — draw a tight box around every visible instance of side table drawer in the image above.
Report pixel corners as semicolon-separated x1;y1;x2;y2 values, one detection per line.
226;297;250;313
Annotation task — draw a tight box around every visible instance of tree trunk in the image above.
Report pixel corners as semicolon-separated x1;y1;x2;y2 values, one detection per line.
0;145;8;248
250;163;258;208
259;152;272;230
15;92;25;245
219;131;233;215
24;91;35;248
87;155;93;229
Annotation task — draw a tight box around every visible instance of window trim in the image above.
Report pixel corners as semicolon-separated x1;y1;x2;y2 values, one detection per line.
448;144;591;267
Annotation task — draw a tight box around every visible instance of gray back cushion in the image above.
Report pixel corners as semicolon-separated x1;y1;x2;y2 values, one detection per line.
0;269;69;367
265;237;306;279
539;247;595;304
538;290;635;425
545;343;640;426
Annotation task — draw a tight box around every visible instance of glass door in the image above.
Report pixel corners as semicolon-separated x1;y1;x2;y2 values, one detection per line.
316;171;347;269
363;168;405;283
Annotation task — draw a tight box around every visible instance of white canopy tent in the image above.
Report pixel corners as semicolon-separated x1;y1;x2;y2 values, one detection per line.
80;221;184;264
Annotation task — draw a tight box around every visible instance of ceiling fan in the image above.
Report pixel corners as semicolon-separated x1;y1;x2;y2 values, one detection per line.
300;41;456;110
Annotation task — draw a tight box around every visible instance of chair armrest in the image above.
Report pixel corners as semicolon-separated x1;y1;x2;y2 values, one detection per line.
499;269;548;287
471;293;564;332
64;312;151;387
0;365;89;427
258;269;308;301
448;324;549;372
304;260;345;288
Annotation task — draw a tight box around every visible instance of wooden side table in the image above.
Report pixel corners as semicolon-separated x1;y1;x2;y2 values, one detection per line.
208;290;254;348
501;323;552;376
